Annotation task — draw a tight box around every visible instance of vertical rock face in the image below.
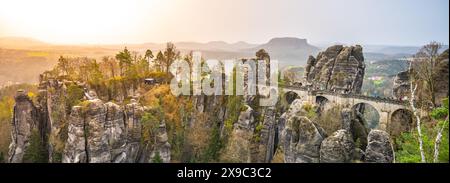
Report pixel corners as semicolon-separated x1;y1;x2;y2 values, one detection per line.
123;99;144;163
364;130;394;163
305;45;365;94
434;49;449;106
8;90;39;163
149;123;171;163
222;105;255;162
392;70;410;100
256;107;277;163
319;129;355;163
281;116;325;163
85;99;110;163
104;102;126;162
61;97;171;163
341;108;369;150
62;106;86;163
39;78;68;162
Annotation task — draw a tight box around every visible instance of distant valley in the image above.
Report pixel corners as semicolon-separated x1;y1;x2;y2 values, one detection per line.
0;36;447;86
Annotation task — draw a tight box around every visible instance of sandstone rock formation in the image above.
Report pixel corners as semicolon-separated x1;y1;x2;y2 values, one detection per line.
8;90;40;163
8;76;172;163
255;107;277;163
62;106;86;163
341;108;369;150
305;45;365;94
222;105;256;162
281;115;326;163
149;122;171;163
319;129;355;163
392;70;410;100
364;130;394;163
85;98;111;163
104;102;126;162
123;99;144;163
434;49;449;106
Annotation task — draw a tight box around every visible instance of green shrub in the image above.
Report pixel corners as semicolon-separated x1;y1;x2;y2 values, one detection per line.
152;151;163;163
396;98;449;163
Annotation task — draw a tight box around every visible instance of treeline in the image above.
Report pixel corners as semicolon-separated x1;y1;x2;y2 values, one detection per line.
43;43;190;101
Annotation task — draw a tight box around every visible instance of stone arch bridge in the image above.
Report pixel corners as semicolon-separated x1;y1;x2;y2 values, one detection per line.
280;85;411;132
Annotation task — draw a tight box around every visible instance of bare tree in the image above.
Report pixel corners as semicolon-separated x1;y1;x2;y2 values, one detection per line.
433;116;448;163
412;41;442;107
408;60;426;163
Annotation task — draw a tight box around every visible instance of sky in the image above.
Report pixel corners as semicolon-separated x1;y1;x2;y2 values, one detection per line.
0;0;448;45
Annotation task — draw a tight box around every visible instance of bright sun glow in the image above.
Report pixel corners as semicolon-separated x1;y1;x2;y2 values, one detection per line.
0;0;167;44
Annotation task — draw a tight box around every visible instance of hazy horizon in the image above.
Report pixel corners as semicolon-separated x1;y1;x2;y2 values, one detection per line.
1;0;449;46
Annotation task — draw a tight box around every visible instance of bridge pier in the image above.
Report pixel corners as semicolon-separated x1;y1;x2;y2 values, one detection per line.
378;111;390;131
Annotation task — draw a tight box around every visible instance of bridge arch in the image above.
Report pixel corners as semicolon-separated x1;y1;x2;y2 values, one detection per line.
351;103;380;129
315;96;329;114
388;109;414;137
284;91;300;105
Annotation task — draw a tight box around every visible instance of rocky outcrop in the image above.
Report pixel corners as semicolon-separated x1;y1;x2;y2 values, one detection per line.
305;45;365;94
434;49;449;106
8;90;40;163
276;100;393;163
255;107;277;163
392;70;410;100
122;99;144;163
222;105;256;162
319;129;354;163
61;97;171;163
341;108;369;150
42;79;69;162
364;130;394;163
62;106;86;163
38;82;171;164
104;102;127;162
280;111;326;163
85;99;110;163
149;123;171;163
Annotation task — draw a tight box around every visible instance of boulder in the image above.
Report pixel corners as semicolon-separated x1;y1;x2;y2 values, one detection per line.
282;116;325;163
364;130;394;163
319;129;355;163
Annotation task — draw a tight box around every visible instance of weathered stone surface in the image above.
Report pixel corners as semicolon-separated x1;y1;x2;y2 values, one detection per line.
364;130;394;163
434;49;449;106
104;102;126;162
341;108;368;150
44;79;68;162
392;70;410;100
319;129;354;163
254;107;277;163
305;45;365;94
85;99;110;163
123;99;144;163
222;105;255;162
149;123;171;163
281;115;325;163
340;108;352;132
8;90;39;163
62;106;86;163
